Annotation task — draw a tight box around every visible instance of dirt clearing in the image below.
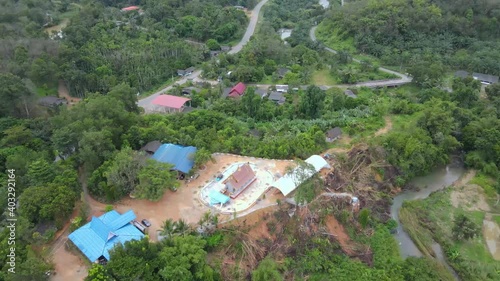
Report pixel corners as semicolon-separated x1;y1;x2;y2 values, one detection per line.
50;242;88;281
58;81;81;107
451;184;491;212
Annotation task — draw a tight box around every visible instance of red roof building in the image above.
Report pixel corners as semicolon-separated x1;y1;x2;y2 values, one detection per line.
121;6;140;11
228;82;246;98
152;95;191;113
224;164;257;198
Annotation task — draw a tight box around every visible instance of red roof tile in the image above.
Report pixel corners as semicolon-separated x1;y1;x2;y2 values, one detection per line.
122;6;140;11
228;82;246;97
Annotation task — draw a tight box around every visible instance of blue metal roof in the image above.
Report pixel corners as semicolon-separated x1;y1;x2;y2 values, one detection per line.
151;143;197;174
209;190;230;205
68;210;144;262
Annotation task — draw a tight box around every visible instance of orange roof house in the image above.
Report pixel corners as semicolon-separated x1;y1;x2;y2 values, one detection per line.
224;164;257;198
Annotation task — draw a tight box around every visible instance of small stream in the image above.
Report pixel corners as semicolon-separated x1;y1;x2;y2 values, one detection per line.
391;161;465;279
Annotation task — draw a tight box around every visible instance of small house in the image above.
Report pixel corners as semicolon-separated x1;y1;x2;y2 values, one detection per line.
152;95;191;113
228;82;246;98
221;46;231;52
268;91;286;105
255;88;268;98
277;68;289;79
151;143;197;176
276;85;289;93
177;67;195;77
472;72;499;85
121;6;140;11
68;210;144;263
38;96;67;107
326;127;342;142
344;89;357;98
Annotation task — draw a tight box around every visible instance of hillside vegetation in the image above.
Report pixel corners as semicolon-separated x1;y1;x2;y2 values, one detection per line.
318;0;500;75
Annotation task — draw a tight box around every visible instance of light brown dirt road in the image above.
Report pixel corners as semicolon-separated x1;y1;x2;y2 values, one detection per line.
375;116;393;137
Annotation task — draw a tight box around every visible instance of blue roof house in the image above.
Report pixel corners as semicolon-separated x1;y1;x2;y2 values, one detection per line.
68;210;144;262
151;143;197;174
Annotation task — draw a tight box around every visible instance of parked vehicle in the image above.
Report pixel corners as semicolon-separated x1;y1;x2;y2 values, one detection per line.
141;219;151;227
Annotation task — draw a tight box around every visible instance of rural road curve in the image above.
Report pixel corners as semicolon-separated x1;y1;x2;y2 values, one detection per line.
228;0;270;54
139;0;269;112
309;26;412;88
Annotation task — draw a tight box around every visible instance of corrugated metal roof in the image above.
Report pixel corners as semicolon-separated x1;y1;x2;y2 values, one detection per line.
107;209;137;231
68;210;144;262
90;217;113;241
152;95;190;109
151;143;197;173
272;155;330;196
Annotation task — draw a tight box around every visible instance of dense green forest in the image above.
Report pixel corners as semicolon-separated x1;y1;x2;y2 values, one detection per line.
0;0;499;280
0;0;250;99
318;0;500;75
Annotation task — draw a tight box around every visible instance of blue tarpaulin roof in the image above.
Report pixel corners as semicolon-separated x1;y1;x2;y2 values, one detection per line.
151;144;197;174
68;210;144;262
209;190;230;205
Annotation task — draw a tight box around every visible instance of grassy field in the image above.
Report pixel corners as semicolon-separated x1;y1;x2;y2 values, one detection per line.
399;186;500;281
312;69;337;85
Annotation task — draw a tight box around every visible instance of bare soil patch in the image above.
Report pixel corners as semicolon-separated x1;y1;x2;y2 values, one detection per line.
58;81;81;107
50;241;89;281
483;214;500;260
451;184;491;212
324;215;355;255
374;116;392;137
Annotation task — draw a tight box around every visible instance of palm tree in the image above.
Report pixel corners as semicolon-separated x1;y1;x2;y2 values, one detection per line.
173;219;190;236
160;219;175;237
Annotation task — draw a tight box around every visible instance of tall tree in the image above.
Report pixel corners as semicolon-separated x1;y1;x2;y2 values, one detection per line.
0;73;34;118
135;160;178;201
298;86;326;119
107;83;140;114
105;147;146;198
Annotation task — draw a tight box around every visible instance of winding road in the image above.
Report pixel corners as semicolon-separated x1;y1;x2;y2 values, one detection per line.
139;0;412;112
309;26;412;88
138;0;269;112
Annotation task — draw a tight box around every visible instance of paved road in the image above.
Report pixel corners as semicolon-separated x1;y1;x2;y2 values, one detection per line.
228;0;270;54
309;26;412;88
139;0;270;112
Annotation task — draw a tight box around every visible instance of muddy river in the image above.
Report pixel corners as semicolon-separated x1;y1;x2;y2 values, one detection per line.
390;160;465;278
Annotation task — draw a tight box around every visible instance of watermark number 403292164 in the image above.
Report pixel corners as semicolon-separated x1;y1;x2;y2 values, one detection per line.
6;169;16;274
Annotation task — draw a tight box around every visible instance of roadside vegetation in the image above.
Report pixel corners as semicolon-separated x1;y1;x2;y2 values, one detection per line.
317;0;500;77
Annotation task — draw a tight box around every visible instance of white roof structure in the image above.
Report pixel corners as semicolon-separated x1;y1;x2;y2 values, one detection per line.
272;155;330;196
